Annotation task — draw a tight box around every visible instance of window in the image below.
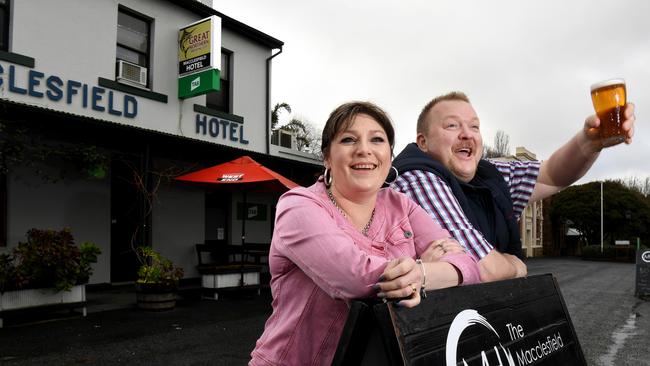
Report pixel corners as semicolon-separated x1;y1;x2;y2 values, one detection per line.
0;0;9;52
206;50;231;113
116;8;150;86
271;129;297;149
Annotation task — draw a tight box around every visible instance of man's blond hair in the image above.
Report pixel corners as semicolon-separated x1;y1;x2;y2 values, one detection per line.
416;91;471;134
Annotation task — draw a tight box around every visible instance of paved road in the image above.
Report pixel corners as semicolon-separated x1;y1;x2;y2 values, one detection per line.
1;258;648;365
0;291;271;365
526;258;650;366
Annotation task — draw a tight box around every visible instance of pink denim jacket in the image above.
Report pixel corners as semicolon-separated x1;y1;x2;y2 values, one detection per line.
250;182;480;365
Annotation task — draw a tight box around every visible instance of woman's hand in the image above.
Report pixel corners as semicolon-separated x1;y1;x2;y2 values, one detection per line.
375;257;422;308
420;237;466;262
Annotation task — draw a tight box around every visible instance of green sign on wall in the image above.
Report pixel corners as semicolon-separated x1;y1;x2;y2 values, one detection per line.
178;68;220;99
236;203;268;221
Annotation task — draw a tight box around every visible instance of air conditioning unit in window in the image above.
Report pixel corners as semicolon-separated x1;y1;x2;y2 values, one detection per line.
271;129;297;149
117;59;148;88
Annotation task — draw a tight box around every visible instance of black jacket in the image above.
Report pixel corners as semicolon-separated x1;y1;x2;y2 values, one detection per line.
392;143;523;258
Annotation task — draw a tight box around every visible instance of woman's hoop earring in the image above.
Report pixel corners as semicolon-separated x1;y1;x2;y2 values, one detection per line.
323;167;332;188
384;166;399;185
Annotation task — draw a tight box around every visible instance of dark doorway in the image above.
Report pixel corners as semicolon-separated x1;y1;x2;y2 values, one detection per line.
110;154;148;282
205;191;229;243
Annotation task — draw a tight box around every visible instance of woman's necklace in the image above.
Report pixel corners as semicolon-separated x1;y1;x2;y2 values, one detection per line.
327;188;375;236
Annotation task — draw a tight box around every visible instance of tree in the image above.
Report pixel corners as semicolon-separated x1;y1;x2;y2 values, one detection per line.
483;130;511;158
287;117;322;157
616;175;650;198
550;181;650;247
0;119;108;181
494;130;510;157
271;102;321;155
271;102;291;130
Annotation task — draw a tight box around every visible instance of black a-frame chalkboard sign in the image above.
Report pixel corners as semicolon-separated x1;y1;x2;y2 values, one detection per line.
636;249;650;299
333;274;586;366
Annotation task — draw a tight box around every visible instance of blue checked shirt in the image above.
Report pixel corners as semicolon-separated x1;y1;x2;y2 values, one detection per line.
391;160;540;261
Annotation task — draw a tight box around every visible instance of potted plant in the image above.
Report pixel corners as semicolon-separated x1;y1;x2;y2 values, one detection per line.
135;247;184;311
0;228;101;326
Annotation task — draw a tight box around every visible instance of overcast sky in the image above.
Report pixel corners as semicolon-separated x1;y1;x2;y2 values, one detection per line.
216;0;649;184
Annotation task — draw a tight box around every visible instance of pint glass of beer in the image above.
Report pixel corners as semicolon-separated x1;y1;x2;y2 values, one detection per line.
590;79;626;147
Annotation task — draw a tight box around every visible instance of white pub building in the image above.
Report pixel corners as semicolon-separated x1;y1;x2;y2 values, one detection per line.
0;0;320;285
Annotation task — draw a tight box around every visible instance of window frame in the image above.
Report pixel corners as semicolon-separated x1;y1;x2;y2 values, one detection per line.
206;49;232;113
0;0;10;52
116;6;151;85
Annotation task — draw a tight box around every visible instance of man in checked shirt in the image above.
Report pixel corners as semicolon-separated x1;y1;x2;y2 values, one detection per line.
391;91;636;282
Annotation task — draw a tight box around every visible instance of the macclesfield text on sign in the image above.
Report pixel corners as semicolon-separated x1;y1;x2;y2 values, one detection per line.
446;309;565;366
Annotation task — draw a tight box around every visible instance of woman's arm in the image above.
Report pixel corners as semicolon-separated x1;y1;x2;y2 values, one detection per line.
273;191;389;299
375;257;463;308
406;198;481;285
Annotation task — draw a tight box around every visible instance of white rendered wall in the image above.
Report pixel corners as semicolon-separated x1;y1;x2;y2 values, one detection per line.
5;166;111;284
152;181;205;278
229;191;278;245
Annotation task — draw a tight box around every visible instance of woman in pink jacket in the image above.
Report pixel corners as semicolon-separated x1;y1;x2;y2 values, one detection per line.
250;101;481;365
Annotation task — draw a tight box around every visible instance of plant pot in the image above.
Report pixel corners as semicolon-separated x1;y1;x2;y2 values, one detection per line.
135;283;177;311
0;285;87;327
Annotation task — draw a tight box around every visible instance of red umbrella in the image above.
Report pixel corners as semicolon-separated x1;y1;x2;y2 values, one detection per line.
175;155;299;191
175;156;299;284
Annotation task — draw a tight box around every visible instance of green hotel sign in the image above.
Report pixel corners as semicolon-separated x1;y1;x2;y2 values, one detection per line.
178;16;221;99
179;69;220;99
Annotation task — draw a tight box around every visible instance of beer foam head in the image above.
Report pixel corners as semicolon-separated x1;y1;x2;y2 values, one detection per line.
590;78;625;91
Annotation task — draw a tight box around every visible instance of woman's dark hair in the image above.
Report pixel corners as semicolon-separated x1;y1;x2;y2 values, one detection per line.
321;101;395;159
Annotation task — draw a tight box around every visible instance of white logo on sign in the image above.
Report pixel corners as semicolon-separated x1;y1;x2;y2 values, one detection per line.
642;251;650;263
190;77;201;91
217;173;244;182
446;310;515;366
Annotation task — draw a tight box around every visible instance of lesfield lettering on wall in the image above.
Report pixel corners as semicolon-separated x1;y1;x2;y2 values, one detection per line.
0;63;137;118
446;310;565;366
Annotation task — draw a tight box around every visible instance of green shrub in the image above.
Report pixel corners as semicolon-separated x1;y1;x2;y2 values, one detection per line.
0;253;21;291
136;247;183;288
0;228;101;292
582;244;616;259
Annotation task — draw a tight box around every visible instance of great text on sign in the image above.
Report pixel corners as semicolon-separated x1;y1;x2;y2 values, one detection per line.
178;16;221;77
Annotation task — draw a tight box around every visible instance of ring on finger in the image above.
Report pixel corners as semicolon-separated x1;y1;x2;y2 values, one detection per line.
410;283;417;294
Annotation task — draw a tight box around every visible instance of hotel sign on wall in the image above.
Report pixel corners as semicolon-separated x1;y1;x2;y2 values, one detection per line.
178;16;221;99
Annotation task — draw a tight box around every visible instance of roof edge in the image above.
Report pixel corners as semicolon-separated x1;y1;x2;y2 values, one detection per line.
165;0;284;49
